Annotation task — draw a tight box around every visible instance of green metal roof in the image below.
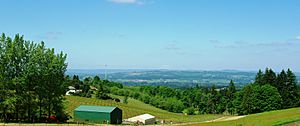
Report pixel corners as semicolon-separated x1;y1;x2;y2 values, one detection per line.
75;105;117;113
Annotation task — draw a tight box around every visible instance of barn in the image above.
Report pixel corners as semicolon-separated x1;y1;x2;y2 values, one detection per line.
74;105;122;124
127;114;156;125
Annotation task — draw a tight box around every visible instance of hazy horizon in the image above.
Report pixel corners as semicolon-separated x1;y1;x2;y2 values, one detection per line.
66;68;300;73
1;0;300;71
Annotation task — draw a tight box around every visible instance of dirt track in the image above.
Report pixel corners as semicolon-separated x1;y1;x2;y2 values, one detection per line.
204;115;246;122
173;115;246;125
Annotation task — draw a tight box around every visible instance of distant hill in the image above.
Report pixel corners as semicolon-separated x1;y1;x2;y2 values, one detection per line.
67;69;300;88
66;69;153;80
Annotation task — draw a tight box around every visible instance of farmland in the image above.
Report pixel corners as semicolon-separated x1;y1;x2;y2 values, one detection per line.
1;97;299;126
65;95;300;125
64;95;223;123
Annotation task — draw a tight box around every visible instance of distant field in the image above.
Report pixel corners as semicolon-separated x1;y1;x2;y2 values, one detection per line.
185;107;300;126
64;96;223;123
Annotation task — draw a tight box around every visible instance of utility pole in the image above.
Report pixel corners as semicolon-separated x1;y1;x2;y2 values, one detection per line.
104;64;107;80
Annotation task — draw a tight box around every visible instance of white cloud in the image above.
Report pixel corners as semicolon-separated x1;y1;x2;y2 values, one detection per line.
108;0;144;4
296;36;300;40
164;43;181;51
37;32;63;40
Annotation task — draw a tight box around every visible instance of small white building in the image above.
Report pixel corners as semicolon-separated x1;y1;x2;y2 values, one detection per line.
68;86;76;90
127;114;155;125
66;86;82;95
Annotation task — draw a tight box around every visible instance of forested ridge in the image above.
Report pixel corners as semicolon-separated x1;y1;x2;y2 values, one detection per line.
0;33;68;122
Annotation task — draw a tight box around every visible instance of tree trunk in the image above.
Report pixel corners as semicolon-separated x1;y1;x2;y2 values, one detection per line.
16;105;19;122
39;98;42;120
48;99;51;119
28;102;31;122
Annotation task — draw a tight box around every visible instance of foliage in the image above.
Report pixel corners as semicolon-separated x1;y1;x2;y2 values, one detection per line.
225;80;236;115
254;68;300;109
0;33;67;122
65;75;123;99
123;95;128;104
107;68;299;115
183;107;196;115
235;84;282;115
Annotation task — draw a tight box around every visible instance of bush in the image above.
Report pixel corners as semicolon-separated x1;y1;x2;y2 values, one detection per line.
183;107;195;115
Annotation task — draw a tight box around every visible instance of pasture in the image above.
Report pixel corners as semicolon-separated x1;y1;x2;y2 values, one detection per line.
64;96;223;123
186;107;300;126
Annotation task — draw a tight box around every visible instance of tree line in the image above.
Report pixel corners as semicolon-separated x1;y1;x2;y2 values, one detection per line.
0;34;67;122
235;68;300;114
68;68;300;115
108;68;300;115
66;70;300;115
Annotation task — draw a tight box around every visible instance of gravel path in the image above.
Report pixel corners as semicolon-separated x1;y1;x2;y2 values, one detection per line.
204;115;246;122
283;121;300;126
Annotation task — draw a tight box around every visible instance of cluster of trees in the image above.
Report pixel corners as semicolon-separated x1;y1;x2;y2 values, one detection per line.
235;68;300;114
110;83;236;114
110;68;300;115
0;34;67;122
65;75;123;100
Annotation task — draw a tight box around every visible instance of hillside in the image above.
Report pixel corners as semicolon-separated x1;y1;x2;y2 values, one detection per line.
64;96;223;123
186;107;300;126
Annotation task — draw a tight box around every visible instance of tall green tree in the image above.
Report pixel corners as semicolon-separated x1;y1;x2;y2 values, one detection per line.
226;80;236;115
0;33;67;122
255;69;264;85
235;84;282;115
282;69;299;108
235;85;253;115
264;68;277;86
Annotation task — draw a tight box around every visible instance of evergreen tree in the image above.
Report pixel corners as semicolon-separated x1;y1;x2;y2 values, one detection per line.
263;68;277;86
93;76;101;82
275;70;287;109
240;85;253;114
283;69;299;108
207;85;218;114
255;69;264;85
226;80;236;115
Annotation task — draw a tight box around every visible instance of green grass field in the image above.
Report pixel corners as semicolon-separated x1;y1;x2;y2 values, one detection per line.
64;95;223;123
185;107;300;126
1;96;299;126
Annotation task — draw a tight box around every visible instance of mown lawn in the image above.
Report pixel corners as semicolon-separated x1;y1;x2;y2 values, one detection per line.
185;107;300;126
0;123;98;126
64;96;222;123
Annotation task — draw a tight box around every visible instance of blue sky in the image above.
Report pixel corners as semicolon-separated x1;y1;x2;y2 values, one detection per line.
1;0;300;71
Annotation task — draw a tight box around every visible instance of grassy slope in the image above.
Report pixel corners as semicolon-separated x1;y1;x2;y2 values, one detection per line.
186;107;300;126
64;96;222;123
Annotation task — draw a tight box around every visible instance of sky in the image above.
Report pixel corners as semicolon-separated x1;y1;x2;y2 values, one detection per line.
1;0;300;71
